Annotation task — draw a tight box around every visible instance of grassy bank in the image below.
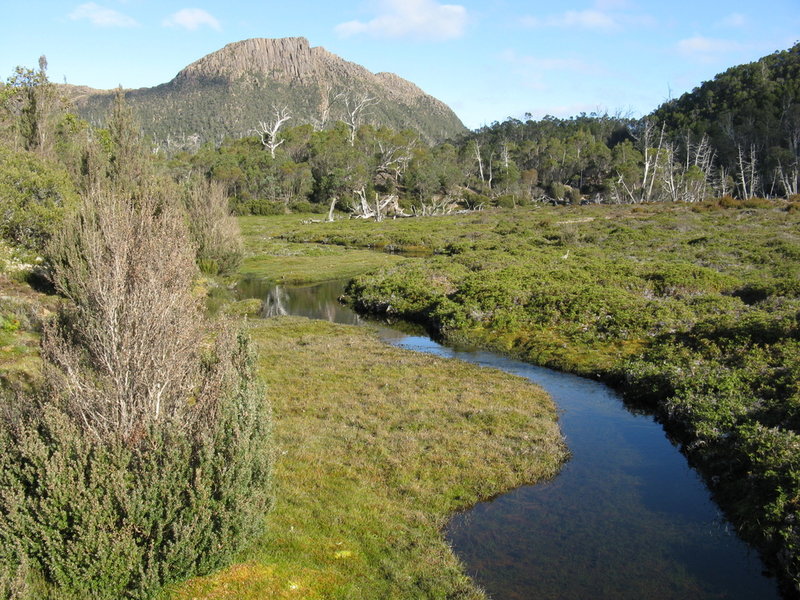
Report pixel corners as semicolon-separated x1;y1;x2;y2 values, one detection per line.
238;215;407;284
0;277;55;393
2;254;566;598
287;201;800;592
174;317;566;599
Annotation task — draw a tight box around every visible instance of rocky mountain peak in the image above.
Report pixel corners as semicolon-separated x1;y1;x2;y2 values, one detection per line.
174;37;318;84
68;37;467;147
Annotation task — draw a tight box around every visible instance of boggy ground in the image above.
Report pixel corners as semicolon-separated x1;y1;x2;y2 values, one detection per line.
277;200;799;593
173;219;568;598
173;317;566;599
1;232;566;599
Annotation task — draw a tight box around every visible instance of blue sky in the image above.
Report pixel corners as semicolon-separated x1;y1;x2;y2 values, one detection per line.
2;1;798;129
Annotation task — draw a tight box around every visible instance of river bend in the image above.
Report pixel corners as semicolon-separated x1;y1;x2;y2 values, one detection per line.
244;278;782;600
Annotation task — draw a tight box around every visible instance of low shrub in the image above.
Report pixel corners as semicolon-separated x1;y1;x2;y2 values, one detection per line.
183;178;243;276
0;188;272;599
230;197;286;216
0;333;271;600
0;147;78;251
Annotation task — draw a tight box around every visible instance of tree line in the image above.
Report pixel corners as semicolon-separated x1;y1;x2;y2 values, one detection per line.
165;43;798;217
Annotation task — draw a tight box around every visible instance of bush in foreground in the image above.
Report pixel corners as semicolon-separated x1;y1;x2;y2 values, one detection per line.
0;187;271;599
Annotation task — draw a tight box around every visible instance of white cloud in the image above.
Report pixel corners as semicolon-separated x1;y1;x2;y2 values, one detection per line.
677;35;740;56
335;0;467;41
716;13;747;28
562;9;617;30
69;3;138;27
521;2;655;32
163;8;221;31
522;9;618;31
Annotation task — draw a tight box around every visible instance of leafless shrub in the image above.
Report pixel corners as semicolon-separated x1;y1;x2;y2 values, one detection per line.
44;186;205;443
182;177;243;275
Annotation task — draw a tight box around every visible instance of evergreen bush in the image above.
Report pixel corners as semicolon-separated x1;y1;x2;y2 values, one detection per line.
0;185;271;599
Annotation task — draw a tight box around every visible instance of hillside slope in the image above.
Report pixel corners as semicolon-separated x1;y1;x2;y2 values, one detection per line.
67;37;466;149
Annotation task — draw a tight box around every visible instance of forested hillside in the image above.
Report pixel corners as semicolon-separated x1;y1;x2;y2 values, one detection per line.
654;42;800;196
162;44;798;219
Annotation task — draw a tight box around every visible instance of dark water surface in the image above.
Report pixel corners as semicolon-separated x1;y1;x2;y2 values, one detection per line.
244;278;782;600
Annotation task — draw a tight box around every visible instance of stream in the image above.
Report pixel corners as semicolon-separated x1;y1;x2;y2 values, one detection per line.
241;278;783;600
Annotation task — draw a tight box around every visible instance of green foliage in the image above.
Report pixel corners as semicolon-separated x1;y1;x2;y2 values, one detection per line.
0;333;271;600
654;43;800;197
0;146;78;250
168;43;799;221
3;59;59;153
331;202;800;588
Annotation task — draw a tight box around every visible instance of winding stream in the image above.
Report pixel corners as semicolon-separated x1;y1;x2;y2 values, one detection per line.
241;278;783;599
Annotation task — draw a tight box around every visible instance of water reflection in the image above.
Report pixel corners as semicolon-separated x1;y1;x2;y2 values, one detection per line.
242;279;782;600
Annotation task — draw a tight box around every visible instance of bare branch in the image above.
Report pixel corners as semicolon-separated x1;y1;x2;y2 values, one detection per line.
254;106;292;158
336;92;379;145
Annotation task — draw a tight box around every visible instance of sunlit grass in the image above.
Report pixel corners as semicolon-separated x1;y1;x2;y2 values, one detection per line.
0;277;54;392
238;215;407;284
172;317;566;599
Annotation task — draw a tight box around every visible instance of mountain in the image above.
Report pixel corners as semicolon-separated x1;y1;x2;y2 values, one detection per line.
66;37;467;149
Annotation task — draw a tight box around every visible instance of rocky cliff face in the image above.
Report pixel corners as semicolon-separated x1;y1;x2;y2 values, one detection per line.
68;37;466;148
175;37;319;84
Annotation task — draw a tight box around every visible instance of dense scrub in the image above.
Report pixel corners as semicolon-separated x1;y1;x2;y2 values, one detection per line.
0;146;78;250
305;201;800;592
0;182;271;599
1;71;268;598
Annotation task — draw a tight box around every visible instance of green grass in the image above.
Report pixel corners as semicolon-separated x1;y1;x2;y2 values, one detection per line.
0;277;55;393
172;317;566;599
312;201;800;591
238;215;407;284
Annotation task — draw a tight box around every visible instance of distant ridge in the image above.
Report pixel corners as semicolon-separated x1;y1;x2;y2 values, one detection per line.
66;37;466;149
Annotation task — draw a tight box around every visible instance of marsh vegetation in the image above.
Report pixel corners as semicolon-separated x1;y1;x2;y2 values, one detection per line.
1;43;798;598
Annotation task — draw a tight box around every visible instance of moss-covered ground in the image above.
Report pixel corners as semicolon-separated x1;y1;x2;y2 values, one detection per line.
0;277;55;393
8;198;797;595
281;200;800;592
238;215;407;284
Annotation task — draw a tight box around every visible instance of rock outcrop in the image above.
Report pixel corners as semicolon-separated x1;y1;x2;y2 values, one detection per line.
67;37;466;148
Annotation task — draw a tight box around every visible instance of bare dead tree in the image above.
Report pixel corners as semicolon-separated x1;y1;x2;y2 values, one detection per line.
776;160;799;197
501;141;511;170
472;140;485;184
376;136;416;184
337;92;379;145
413;195;460;217
312;83;335;131
640;121;667;203
716;164;734;197
254;106;292;158
737;144;760;199
661;133;715;203
350;187;408;221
